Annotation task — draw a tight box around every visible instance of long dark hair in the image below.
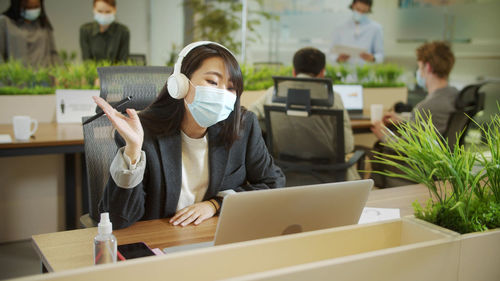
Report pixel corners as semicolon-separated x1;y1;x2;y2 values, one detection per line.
140;43;245;148
2;0;53;29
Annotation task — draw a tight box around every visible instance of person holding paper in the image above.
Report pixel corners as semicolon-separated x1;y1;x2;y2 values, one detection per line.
94;41;285;229
330;0;384;64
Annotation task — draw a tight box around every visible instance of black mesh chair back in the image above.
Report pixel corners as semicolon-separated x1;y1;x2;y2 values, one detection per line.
272;76;334;108
265;105;363;186
81;115;117;226
97;66;172;111
444;83;482;150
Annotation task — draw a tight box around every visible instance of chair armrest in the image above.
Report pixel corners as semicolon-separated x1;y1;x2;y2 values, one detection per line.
345;150;365;168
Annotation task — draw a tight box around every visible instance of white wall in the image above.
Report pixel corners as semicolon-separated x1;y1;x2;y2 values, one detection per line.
150;0;184;66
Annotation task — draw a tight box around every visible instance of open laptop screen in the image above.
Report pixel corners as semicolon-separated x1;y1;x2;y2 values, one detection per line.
214;179;373;245
333;85;363;112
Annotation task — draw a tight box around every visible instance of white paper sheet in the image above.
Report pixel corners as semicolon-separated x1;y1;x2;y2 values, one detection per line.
331;44;367;57
0;134;12;143
358;207;401;224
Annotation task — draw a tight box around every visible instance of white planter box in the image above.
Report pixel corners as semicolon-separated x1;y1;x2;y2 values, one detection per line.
363;87;408;115
241;90;267;109
458;228;500;281
21;217;461;281
55;89;99;123
0;94;56;124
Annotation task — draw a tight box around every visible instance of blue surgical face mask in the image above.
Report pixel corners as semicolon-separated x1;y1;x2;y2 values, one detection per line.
94;12;115;26
353;11;367;23
22;8;41;21
416;68;427;89
187;85;237;128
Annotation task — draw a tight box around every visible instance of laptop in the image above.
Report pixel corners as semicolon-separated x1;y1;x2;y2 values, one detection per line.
163;179;373;253
333;84;369;119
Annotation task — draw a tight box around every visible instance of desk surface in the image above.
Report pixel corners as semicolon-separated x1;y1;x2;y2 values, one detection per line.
32;183;431;272
0;123;83;149
350;118;372;130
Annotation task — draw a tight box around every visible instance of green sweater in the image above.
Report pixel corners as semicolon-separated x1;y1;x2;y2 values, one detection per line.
79;21;129;62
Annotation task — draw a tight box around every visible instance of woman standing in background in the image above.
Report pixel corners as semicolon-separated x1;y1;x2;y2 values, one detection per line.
79;0;129;62
0;0;60;67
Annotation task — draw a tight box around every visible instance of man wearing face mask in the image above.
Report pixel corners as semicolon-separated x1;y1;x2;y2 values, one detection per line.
79;0;130;62
371;41;458;140
0;0;61;67
330;0;383;65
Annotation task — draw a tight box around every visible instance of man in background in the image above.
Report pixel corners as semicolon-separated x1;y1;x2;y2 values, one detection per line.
249;47;359;182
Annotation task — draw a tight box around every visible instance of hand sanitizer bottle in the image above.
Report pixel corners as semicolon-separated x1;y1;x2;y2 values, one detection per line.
94;212;117;264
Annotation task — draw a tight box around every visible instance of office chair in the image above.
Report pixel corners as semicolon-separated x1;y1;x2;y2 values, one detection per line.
80;66;172;227
97;66;173;112
474;82;500;127
444;82;484;151
265;76;364;186
80;115;117;227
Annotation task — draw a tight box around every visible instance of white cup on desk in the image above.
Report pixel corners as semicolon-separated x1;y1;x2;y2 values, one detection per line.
370;104;384;124
12;116;38;141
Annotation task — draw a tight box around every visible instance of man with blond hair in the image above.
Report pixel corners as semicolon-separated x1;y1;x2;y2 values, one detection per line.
372;41;458;140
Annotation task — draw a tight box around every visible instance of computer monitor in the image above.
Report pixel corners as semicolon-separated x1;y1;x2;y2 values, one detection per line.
214;179;373;245
333;84;364;114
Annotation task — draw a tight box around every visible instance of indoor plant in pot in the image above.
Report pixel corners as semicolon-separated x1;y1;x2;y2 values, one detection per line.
371;110;500;280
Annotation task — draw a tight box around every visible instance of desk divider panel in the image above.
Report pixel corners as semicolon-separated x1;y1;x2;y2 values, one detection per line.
24;217;460;281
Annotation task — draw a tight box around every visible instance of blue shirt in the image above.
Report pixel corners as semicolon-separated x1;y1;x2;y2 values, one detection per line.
330;18;384;65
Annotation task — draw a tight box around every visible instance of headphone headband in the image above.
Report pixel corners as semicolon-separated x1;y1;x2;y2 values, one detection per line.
172;41;234;75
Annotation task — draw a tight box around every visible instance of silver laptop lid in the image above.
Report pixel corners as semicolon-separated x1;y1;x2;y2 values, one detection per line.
214;179;373;246
333;84;363;111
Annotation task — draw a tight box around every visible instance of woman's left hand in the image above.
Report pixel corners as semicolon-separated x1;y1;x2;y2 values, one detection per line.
169;201;217;227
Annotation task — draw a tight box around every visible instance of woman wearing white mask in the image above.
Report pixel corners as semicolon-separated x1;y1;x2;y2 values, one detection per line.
79;0;129;62
330;0;384;65
0;0;61;67
93;42;285;229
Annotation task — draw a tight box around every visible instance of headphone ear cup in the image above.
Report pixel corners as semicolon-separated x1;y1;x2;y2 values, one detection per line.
167;74;189;99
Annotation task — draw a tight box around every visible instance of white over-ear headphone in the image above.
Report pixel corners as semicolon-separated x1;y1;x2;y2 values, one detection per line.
167;41;234;99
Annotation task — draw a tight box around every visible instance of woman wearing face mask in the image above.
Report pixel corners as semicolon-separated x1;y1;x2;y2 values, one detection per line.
93;42;286;229
0;0;61;67
330;0;384;65
79;0;129;62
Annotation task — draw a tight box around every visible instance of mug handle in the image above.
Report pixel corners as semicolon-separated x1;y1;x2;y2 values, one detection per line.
30;119;38;136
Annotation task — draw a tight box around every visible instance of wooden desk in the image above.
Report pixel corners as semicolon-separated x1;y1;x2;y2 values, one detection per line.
32;183;431;273
350;118;372;133
0;123;85;229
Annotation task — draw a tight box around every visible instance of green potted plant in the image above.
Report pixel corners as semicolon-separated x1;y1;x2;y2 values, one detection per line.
371;110;500;280
0;60;54;95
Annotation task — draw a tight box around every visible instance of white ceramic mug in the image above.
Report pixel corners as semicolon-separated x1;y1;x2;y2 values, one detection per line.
12;116;38;141
370;104;384;124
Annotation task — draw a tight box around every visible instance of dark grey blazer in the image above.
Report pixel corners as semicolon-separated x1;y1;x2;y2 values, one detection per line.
99;111;285;229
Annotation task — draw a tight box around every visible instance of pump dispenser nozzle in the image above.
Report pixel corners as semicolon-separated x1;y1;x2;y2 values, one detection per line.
98;212;113;235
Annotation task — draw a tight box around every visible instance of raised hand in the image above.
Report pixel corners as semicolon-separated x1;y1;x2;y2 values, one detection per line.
93;96;144;163
337;53;350;63
360;52;375;62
